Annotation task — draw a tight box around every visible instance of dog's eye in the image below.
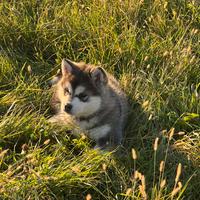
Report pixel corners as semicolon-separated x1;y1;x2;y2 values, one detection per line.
78;93;89;102
64;88;70;95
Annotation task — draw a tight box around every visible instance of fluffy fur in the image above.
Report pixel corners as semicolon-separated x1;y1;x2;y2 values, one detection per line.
49;59;128;149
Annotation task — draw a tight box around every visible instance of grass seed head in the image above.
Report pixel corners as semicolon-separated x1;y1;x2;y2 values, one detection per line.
138;172;142;180
160;179;166;189
177;131;185;135
134;170;139;179
194;29;198;34
142;100;149;109
102;163;107;171
139;184;147;200
148;114;153;120
141;175;146;191
159;160;165;173
171;187;180;197
175;163;182;183
169;128;175;140
144;56;149;61
146;64;151;69
178;181;182;189
86;193;92;200
126;188;132;196
43;139;50;145
171;182;182;197
153;137;159;151
27;65;32;74
132;148;137;160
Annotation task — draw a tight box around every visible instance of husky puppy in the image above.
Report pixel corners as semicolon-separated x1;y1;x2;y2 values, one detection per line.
49;59;128;149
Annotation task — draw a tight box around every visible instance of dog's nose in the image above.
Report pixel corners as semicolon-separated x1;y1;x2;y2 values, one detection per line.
65;103;72;113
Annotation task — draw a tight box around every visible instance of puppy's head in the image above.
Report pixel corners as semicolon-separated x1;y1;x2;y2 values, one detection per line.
52;59;108;118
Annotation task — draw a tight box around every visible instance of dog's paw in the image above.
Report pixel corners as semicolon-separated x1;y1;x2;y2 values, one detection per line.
47;116;59;123
47;113;71;125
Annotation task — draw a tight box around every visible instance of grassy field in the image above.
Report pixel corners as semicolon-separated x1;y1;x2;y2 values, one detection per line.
0;0;199;199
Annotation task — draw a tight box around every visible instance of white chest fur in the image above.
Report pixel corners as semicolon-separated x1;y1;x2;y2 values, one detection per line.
78;117;98;129
88;124;111;141
77;117;111;140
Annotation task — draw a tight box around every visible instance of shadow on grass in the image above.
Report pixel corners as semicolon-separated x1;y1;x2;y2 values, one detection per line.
88;98;200;200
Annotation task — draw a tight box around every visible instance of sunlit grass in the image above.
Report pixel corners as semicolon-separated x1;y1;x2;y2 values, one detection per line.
0;0;199;199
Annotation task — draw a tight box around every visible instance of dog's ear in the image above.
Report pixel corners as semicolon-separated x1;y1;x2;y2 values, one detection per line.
90;67;108;86
61;59;78;75
49;69;62;86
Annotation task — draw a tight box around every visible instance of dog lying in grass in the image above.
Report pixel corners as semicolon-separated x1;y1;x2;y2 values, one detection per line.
48;59;128;150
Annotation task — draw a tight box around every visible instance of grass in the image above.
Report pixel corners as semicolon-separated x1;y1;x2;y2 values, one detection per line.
0;0;199;199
